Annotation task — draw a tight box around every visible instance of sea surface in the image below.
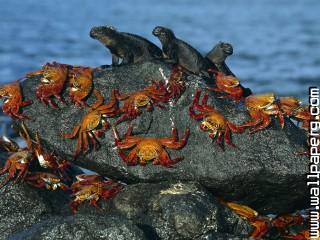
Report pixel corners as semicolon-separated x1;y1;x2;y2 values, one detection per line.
0;0;319;101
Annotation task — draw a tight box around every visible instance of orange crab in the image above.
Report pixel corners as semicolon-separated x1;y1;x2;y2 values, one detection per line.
189;89;243;149
0;81;33;119
0;123;34;189
224;201;269;239
27;62;68;108
207;69;244;102
166;65;186;100
68;66;94;107
114;81;169;125
24;172;69;191
113;124;190;167
239;93;285;133
69;174;122;213
34;132;71;180
280;96;315;129
63;89;120;157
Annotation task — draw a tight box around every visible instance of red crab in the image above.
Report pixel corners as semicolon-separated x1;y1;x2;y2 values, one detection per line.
34;132;71;180
166;65;186;100
69;174;122;213
68;66;94;107
0;123;34;189
0;81;33;119
113;124;190;167
24;172;69;191
63;89;120;157
189;89;243;149
279;96;315;129
207;69;244;102
239;93;285;133
114;81;169;125
224;201;269;239
27;62;68;108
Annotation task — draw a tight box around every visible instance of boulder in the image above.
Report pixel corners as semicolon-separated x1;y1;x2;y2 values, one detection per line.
18;60;308;214
75;181;252;239
0;175;70;240
11;215;148;240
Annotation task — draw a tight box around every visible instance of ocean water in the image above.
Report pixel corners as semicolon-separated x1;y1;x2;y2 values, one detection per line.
0;0;319;102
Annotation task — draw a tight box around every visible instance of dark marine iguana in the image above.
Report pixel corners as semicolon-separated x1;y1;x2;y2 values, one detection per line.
152;26;210;76
206;42;234;76
90;26;163;66
206;42;252;96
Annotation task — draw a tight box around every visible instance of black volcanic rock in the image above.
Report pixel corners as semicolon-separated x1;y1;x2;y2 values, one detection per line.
0;175;70;240
17;60;308;214
11;215;148;240
64;181;252;240
111;182;252;239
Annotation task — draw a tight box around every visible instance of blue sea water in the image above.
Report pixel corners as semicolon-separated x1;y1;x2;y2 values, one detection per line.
0;0;319;102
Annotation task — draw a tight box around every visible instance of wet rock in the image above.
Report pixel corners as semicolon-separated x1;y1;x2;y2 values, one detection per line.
76;181;252;240
0;175;70;240
197;232;252;240
19;60;308;214
11;214;148;240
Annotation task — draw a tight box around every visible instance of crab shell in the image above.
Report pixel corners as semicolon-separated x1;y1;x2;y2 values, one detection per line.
245;93;277;112
68;67;93;105
0;81;32;119
200;111;228;135
279;96;301;115
132;92;152;109
135;139;167;162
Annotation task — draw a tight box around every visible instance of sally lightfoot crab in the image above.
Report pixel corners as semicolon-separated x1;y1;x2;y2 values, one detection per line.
27;62;68;108
239;93;285;133
0;81;33;119
207;69;245;102
113;124;190;167
114;81;169;125
0;123;34;189
24;172;69;191
279;96;316;129
70;174;122;213
189;89;243;150
68;66;94;107
166;65;186;100
63;89;120;157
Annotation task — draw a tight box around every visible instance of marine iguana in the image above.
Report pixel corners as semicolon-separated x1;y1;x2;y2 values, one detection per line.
90;26;162;66
206;42;252;96
152;26;209;76
206;42;234;76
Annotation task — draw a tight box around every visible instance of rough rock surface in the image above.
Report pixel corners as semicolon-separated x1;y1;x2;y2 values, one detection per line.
18;60;308;214
76;182;252;239
11;215;148;240
2;179;252;239
0;175;70;240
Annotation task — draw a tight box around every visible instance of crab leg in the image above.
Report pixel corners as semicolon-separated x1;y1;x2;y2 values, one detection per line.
215;132;225;150
120;148;138;166
225;127;237;148
88;132;100;150
161;128;190;149
189;106;205;120
63;125;81;139
227;122;244;133
158;150;183;167
74;132;83;157
239;110;263;129
249;112;272;134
